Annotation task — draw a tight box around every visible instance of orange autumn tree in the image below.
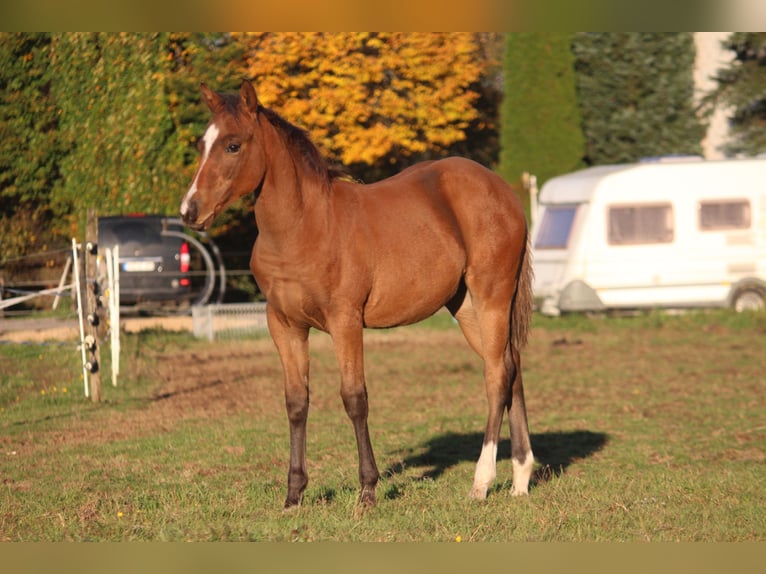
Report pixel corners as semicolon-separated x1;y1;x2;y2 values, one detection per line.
237;33;487;178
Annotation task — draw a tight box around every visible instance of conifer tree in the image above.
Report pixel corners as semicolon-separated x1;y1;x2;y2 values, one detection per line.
498;33;586;209
707;32;766;157
572;32;706;165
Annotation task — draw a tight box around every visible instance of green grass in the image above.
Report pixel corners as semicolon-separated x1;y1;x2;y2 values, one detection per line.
1;310;765;541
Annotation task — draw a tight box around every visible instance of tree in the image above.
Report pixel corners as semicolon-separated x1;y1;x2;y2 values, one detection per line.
0;33;63;261
0;32;248;256
164;33;248;179
441;33;506;172
237;32;491;180
706;32;766;157
49;33;177;238
47;33;248;239
498;33;586;205
573;33;706;165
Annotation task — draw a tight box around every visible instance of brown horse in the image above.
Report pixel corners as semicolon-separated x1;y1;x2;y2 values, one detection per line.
180;80;535;509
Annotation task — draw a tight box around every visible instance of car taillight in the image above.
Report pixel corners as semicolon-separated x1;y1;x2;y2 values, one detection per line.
180;242;190;286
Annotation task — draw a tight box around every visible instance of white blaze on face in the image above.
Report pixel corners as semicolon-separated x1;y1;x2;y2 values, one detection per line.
180;122;220;217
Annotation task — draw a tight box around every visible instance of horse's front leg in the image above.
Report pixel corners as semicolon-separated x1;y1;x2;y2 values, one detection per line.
267;307;311;509
330;313;379;506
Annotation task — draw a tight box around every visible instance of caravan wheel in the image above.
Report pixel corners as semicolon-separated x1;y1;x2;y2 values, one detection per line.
732;287;766;312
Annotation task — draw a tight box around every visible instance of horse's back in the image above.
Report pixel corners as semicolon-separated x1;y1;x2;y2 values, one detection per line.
389;157;528;257
351;157;522;215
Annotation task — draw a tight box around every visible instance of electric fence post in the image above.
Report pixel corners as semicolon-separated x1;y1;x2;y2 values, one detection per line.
84;208;102;403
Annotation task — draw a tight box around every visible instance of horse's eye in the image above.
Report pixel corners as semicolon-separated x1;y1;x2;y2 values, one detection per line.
225;143;241;154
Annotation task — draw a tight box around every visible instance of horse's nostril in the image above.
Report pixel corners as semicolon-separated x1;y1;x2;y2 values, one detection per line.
183;200;198;223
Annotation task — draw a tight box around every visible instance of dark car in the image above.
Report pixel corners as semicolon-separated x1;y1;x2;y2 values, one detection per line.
98;215;192;307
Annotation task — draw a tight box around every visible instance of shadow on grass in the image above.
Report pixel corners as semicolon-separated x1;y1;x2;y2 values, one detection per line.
383;429;608;499
149;378;226;401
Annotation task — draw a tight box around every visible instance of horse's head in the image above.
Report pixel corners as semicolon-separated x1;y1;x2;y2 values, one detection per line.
180;81;266;231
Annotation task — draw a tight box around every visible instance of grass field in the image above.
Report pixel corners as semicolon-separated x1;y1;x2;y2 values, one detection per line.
1;309;764;541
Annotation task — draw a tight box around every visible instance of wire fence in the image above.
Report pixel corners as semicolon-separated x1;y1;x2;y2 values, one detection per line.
1;242;255;317
192;302;268;341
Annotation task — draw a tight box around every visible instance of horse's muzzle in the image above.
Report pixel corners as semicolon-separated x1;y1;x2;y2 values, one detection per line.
180;200;200;229
180;202;215;231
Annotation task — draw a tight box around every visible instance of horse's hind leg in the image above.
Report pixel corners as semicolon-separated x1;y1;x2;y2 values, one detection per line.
467;304;511;500
453;282;533;500
507;345;534;495
446;281;482;355
448;286;506;499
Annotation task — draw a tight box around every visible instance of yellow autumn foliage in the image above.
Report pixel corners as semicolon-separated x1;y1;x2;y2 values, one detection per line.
236;32;486;166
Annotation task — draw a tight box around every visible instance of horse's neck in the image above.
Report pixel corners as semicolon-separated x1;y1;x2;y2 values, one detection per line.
254;133;329;249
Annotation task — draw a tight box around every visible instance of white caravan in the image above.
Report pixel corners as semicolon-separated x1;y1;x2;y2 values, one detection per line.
530;157;766;316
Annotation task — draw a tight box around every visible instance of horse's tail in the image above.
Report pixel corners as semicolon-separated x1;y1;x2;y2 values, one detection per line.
511;230;534;350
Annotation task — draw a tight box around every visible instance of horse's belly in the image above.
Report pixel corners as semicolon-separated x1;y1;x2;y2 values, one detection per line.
362;261;462;328
363;298;445;328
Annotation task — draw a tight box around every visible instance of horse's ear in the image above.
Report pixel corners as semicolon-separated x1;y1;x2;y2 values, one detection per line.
240;80;260;116
200;83;224;114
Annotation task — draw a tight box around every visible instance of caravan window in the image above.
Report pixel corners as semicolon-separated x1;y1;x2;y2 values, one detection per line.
608;203;673;245
535;205;578;249
698;199;751;230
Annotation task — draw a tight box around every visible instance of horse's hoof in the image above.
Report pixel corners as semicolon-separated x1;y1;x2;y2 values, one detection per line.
359;488;377;507
283;495;303;510
468;486;488;501
353;490;376;518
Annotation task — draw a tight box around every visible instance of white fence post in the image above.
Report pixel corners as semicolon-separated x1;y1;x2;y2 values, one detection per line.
105;246;120;387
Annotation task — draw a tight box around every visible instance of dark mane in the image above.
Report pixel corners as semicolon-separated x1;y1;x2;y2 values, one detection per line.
261;107;345;184
215;91;343;185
